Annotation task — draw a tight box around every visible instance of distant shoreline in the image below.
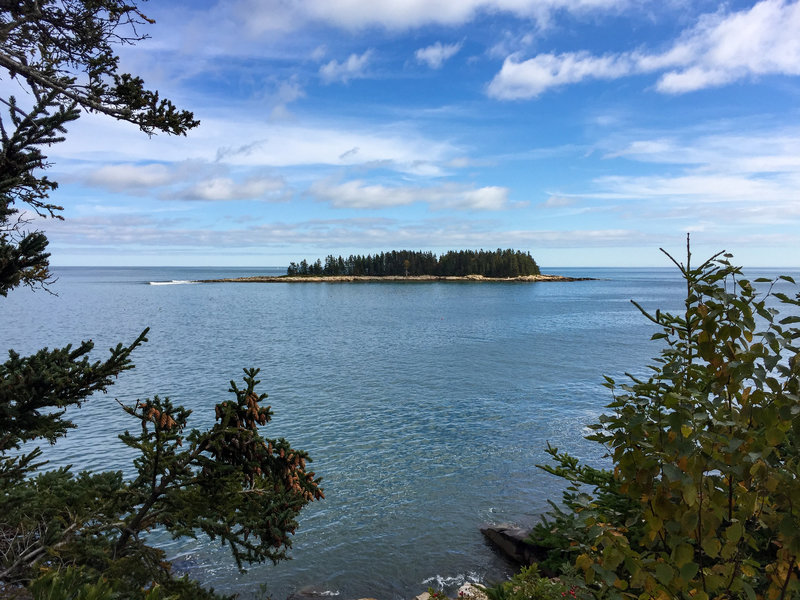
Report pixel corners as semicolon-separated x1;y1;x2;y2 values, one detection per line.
197;274;595;283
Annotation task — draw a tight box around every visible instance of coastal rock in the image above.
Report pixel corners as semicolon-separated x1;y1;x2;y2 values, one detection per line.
289;585;342;600
457;583;488;600
480;524;544;566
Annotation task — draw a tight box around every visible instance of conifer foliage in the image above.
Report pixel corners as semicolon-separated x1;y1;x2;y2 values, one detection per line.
0;0;198;294
1;3;322;597
116;369;323;573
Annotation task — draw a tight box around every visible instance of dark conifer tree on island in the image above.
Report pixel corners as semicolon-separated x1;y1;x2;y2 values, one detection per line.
287;248;541;278
0;3;322;598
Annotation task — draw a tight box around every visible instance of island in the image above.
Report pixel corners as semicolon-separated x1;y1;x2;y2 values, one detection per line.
198;249;595;283
198;273;592;283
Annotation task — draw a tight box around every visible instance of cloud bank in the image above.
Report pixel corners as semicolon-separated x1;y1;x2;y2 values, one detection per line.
488;0;800;98
234;0;630;32
171;176;287;201
310;180;512;210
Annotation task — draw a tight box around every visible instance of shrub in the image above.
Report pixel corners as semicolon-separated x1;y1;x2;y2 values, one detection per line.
484;565;587;600
537;243;800;599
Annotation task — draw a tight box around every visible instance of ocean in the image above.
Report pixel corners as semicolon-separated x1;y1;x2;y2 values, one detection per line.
2;265;797;599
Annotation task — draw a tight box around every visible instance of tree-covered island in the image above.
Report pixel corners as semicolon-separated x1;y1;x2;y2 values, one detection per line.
287;249;540;278
200;249;595;284
203;249;597;284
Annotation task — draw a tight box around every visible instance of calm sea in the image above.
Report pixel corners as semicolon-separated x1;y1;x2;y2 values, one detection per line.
2;266;797;599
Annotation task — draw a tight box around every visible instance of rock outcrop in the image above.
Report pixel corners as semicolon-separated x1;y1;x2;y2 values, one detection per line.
456;583;489;600
414;583;487;600
480;524;546;566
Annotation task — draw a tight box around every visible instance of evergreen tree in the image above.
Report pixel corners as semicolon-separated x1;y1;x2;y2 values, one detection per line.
323;255;336;275
0;1;198;294
0;3;322;597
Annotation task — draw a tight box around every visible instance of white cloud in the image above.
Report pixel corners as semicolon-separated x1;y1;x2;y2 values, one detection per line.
53;112;459;175
76;160;290;202
487;31;536;60
311;45;327;60
488;51;634;99
504;119;800;238
77;161;231;195
82;163;178;191
171;176;287;201
270;77;306;120
319;50;373;84
310;179;512;210
594;174;797;203
415;41;463;69
204;124;456;171
234;0;629;33
45;213;651;256
653;0;800;93
461;186;511;210
573;124;800;226
488;0;800;99
305;0;485;29
447;157;480;168
609;129;800;175
540;195;575;207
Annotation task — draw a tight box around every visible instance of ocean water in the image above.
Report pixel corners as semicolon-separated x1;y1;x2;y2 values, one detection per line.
2;266;797;599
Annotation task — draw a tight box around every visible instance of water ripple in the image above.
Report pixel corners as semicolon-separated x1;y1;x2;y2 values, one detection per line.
5;267;796;599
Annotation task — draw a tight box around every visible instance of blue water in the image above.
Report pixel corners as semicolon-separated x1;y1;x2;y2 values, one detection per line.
2;266;797;599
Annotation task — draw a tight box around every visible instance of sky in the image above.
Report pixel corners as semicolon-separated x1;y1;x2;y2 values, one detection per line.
28;0;800;267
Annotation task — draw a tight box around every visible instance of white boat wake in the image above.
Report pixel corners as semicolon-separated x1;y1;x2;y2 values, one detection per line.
148;280;197;286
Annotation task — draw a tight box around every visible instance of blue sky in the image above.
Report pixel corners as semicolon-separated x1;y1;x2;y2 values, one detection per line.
33;0;800;267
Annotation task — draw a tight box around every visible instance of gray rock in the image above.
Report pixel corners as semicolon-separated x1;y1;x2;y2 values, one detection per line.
457;583;488;600
480;524;544;566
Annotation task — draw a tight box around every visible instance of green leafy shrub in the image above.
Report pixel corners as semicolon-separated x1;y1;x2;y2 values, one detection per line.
528;453;642;578
537;243;800;600
484;565;586;600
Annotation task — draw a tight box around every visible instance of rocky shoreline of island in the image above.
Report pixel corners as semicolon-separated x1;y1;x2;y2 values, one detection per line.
197;274;595;283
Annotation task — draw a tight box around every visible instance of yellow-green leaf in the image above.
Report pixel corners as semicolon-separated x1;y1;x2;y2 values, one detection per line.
680;561;699;582
726;521;744;543
655;562;674;586
673;543;694;567
702;537;721;558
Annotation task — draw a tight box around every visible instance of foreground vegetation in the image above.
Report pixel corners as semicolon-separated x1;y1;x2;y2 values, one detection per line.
1;2;321;597
513;242;800;600
4;4;800;600
287;249;540;278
